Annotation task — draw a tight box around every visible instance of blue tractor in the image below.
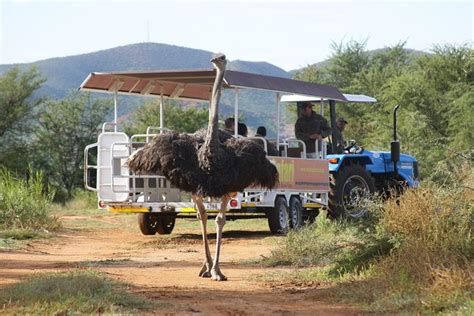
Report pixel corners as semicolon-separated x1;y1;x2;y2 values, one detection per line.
327;99;419;218
288;94;420;219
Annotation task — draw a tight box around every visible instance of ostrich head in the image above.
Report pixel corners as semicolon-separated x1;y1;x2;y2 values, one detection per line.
211;53;227;70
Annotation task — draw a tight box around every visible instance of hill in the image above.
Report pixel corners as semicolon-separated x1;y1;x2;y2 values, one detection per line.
0;43;292;134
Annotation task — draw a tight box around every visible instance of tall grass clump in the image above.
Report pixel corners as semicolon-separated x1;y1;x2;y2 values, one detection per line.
375;183;473;312
264;165;473;313
0;168;59;231
0;270;159;314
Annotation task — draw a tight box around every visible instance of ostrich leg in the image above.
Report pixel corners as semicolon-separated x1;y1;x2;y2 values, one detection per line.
211;195;230;281
193;195;213;277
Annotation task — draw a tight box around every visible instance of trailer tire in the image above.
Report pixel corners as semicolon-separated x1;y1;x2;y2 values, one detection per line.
138;213;158;235
289;197;303;229
156;215;176;235
267;196;289;234
329;164;375;219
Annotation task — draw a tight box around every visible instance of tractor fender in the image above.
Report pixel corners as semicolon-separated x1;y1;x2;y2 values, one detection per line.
328;155;372;173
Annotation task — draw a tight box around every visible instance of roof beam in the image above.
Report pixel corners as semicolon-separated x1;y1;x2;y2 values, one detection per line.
107;78;124;92
141;81;156;95
170;84;185;98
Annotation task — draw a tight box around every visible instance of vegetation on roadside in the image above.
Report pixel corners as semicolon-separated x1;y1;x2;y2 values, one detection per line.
295;41;473;182
0;168;59;231
0;270;162;314
263;167;473;314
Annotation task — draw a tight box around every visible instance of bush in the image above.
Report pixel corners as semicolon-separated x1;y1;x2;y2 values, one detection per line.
264;173;473;313
0;168;59;231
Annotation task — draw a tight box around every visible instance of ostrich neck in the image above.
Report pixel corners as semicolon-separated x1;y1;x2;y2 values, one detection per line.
203;65;225;153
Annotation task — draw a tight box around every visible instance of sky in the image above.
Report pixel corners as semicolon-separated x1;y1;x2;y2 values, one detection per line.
0;0;472;71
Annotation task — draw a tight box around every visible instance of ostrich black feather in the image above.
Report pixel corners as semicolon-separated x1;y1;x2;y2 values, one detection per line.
127;129;279;198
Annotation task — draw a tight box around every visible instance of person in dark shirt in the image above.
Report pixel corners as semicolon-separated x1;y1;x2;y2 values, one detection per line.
295;102;331;158
333;117;348;154
255;126;279;156
223;117;235;135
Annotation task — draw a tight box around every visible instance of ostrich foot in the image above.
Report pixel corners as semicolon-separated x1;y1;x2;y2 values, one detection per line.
211;267;227;281
199;262;212;278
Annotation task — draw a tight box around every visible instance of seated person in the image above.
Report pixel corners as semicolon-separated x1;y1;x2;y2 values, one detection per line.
223;117;235;135
255;126;279;156
295;102;330;158
333;117;348;154
238;122;248;137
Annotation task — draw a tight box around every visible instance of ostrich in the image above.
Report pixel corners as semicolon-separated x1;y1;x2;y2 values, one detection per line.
128;54;278;281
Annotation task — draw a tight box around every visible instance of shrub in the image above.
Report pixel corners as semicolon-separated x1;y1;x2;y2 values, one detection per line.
0;168;59;230
264;172;473;313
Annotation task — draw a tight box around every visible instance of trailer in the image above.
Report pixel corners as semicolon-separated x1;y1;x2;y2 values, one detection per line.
81;69;348;234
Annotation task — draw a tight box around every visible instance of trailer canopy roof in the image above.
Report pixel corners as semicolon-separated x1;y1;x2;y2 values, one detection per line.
79;69;347;102
280;93;377;103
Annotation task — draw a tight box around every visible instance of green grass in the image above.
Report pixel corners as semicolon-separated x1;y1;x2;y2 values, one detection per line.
260;179;473;314
0;168;60;231
0;270;165;314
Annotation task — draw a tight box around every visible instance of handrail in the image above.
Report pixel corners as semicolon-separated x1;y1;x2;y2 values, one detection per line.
101;122;117;133
84;142;98;192
130;133;158;143
146;126;171;135
247;136;268;153
286;138;307;158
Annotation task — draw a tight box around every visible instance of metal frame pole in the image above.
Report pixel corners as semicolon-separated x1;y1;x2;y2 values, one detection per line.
276;92;280;147
234;89;239;137
113;90;118;132
160;85;164;134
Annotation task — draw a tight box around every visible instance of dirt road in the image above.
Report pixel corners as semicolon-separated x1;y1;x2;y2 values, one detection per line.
0;211;359;315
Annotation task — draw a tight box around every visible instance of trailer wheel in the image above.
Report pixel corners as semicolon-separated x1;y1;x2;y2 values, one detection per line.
329;164;375;219
289;197;303;229
138;213;176;235
138;213;158;235
267;196;289;234
156;215;176;235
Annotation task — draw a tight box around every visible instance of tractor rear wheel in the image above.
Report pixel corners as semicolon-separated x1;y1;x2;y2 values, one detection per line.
328;164;375;219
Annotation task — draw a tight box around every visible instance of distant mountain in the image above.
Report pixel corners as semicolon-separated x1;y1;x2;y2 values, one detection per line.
0;42;290;99
0;43;293;134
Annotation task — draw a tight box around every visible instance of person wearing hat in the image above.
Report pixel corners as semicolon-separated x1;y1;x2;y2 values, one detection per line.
334;117;348;154
295;102;331;158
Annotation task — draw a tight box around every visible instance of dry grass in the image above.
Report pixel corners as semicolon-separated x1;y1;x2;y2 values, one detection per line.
262;171;473;313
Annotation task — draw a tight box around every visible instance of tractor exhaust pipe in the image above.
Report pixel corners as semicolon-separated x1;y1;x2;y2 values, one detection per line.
391;105;400;174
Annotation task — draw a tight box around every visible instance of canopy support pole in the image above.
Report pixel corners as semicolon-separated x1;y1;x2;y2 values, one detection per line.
276;92;281;148
234;89;239;137
160;85;164;134
113;91;118;132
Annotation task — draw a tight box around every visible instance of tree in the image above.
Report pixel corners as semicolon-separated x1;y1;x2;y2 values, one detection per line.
124;99;208;135
0;66;45;173
0;66;45;138
34;92;110;200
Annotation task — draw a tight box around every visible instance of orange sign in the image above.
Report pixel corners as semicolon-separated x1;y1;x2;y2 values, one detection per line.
270;157;329;191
